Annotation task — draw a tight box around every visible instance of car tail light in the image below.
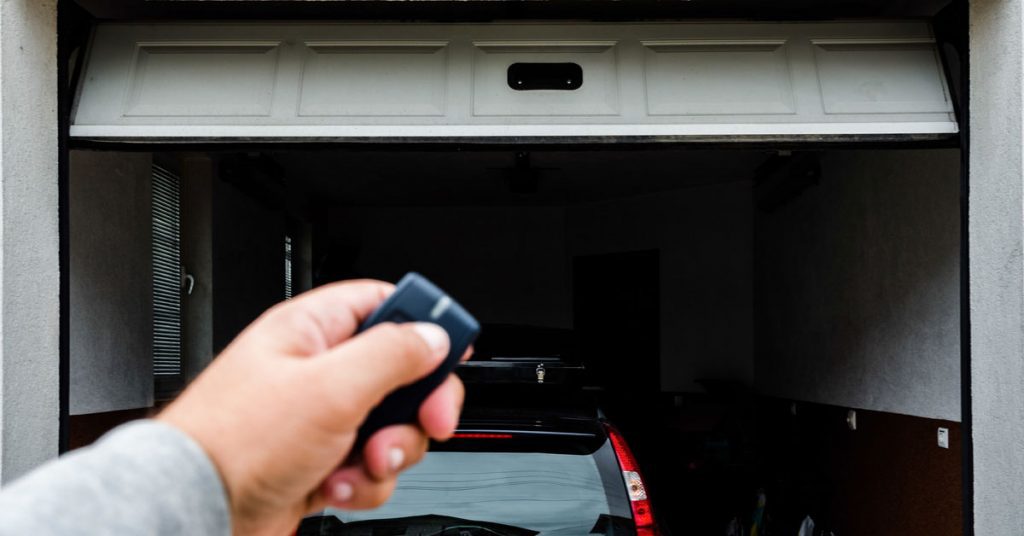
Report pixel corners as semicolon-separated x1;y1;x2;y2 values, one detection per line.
451;432;514;439
605;423;658;535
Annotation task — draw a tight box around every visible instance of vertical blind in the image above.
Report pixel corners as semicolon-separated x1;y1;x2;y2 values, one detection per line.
284;235;294;300
152;165;182;377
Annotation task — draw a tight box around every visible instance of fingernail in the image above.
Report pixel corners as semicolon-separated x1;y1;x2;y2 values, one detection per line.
388;447;406;471
412;323;450;358
333;481;354;502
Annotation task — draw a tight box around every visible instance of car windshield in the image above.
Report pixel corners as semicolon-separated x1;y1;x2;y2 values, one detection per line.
300;437;632;535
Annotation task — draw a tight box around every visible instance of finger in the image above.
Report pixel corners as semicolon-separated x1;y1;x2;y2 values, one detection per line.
360;424;429;481
419;374;465;441
321;466;399;510
461;345;475;362
248;280;394;355
306;322;450;425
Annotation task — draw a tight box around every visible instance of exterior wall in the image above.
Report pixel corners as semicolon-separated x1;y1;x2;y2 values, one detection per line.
0;0;59;483
969;0;1024;532
755;149;961;421
69;151;153;415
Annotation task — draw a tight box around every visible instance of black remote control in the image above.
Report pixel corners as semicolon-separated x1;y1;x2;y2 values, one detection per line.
354;273;480;447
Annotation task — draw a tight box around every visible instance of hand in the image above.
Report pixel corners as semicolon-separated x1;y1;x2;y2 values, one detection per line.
157;280;466;536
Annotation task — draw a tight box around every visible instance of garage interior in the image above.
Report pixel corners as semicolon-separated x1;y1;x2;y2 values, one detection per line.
60;3;968;536
68;144;963;535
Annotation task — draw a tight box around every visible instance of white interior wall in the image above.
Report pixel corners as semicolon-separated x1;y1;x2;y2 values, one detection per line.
327;206;571;329
69;151;154;415
754;149;961;421
567;183;754;392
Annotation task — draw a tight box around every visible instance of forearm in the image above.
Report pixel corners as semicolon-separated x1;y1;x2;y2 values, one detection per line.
0;420;230;536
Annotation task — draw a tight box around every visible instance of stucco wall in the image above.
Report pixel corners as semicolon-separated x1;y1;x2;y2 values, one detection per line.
755;149;961;421
969;0;1024;532
69;151;153;415
0;0;59;483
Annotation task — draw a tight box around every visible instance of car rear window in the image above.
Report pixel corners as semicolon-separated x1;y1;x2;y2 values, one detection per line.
300;437;633;535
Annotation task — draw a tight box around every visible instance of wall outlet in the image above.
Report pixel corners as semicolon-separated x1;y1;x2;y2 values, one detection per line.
937;427;949;449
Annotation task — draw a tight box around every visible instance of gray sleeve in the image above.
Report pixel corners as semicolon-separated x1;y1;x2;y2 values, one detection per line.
0;420;231;536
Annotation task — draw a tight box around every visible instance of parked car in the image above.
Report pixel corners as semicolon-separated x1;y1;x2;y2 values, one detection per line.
297;357;660;536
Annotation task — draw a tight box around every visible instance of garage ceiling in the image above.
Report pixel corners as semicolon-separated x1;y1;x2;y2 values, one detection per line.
71;22;956;142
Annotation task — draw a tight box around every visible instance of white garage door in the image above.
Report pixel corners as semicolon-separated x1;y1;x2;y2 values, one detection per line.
71;21;957;141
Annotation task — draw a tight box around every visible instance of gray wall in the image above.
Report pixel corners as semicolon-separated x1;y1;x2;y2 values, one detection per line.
755;149;960;421
69;151;154;415
327;206;571;328
568;183;754;392
0;0;59;483
970;0;1024;531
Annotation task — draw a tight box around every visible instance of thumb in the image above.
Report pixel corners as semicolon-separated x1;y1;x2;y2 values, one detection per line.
307;322;450;427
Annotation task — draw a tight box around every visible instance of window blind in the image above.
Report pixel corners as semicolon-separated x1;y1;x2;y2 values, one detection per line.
152;165;181;377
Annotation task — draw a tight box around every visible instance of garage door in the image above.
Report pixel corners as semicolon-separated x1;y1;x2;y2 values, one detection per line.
71;21;957;141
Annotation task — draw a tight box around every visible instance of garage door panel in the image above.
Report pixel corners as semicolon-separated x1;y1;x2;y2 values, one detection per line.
813;39;953;115
71;22;958;140
472;41;620;117
298;41;449;117
124;41;281;117
642;40;795;116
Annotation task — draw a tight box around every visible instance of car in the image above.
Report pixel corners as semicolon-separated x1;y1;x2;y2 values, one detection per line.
297;357;660;536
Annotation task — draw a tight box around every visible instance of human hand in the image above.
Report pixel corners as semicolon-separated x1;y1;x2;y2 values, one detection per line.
157;280;466;536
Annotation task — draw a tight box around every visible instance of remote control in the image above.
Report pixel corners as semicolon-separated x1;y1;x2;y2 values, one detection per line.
354;273;480;447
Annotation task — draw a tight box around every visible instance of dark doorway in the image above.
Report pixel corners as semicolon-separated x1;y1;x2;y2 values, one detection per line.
573;249;660;401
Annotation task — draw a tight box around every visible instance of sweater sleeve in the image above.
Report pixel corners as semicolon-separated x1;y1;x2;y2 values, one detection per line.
0;420;231;536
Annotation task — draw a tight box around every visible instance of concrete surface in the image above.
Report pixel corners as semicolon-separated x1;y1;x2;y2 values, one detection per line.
969;0;1024;532
0;0;59;484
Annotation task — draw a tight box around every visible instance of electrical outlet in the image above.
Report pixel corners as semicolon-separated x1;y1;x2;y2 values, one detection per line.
937;427;949;449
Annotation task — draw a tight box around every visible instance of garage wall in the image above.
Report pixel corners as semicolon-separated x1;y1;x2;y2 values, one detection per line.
755;149;961;421
212;179;287;352
69;151;154;415
326;206;570;328
181;156;215;380
568;182;754;392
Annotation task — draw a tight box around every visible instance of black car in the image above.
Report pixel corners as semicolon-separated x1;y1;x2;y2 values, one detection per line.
298;357;660;536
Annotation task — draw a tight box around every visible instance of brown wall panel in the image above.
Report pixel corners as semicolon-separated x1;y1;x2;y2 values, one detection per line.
755;398;962;535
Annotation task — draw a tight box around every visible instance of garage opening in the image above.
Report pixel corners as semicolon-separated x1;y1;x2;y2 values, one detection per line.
67;145;962;535
63;16;964;536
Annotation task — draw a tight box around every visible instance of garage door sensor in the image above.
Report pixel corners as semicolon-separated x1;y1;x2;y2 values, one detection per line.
354;272;481;447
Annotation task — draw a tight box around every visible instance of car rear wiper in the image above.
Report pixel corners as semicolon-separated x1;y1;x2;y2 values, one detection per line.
297;513;539;536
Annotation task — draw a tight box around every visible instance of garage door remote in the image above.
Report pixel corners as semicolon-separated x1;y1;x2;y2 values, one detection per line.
354;272;480;448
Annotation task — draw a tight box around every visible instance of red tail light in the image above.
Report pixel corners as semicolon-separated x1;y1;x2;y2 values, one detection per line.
451;433;514;439
605;423;658;535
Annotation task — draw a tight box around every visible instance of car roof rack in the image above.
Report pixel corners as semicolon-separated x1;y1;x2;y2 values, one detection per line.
458;357;585;385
